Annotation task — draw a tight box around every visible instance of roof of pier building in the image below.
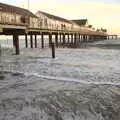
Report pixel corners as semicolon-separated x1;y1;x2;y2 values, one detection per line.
71;19;88;26
36;11;72;24
0;3;37;18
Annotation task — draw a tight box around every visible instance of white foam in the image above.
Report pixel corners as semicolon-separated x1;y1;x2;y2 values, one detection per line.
32;73;120;86
2;70;120;86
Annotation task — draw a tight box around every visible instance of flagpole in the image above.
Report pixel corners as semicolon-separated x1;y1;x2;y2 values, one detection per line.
28;0;30;10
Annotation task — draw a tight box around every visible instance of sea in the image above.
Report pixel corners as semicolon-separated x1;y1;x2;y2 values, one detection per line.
0;37;120;120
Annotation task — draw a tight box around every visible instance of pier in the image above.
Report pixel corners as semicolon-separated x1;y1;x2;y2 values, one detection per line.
107;35;117;40
0;3;109;55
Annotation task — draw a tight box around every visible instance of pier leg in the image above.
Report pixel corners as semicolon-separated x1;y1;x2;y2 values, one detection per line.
51;42;55;59
41;34;44;48
55;34;58;48
74;34;77;44
30;34;33;48
83;35;86;43
35;34;37;48
13;34;20;55
86;35;88;42
89;35;91;42
81;35;83;43
63;33;65;46
13;35;16;47
68;34;70;43
77;34;79;43
71;34;73;44
60;34;61;43
78;34;80;43
25;34;28;48
49;33;52;48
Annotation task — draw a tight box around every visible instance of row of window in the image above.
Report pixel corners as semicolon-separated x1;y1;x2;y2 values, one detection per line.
35;18;73;30
0;12;28;25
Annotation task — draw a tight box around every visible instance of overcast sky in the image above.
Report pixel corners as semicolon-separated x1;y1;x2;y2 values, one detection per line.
0;0;120;35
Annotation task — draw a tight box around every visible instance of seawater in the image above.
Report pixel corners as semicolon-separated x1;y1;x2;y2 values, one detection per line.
0;39;120;120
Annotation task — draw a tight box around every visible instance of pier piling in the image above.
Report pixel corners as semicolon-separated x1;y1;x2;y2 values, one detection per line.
25;34;28;48
49;33;52;48
41;34;44;48
51;42;55;59
63;33;65;46
55;34;58;48
0;44;1;56
30;34;33;48
35;34;37;48
13;34;20;55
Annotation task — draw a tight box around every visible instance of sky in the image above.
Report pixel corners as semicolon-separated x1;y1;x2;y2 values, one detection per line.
0;0;120;35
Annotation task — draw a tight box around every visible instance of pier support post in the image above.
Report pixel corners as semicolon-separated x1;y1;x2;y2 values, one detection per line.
63;33;65;46
51;42;55;59
89;35;91;42
41;33;44;49
35;34;37;48
13;34;20;55
112;36;113;39
30;34;33;48
49;33;52;48
71;34;73;44
86;35;88;42
74;34;77;44
83;35;86;43
93;36;96;41
25;34;28;48
55;34;58;48
68;34;70;43
79;34;80;43
13;35;16;47
60;34;61;43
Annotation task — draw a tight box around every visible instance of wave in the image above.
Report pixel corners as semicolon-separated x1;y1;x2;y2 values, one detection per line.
1;70;120;86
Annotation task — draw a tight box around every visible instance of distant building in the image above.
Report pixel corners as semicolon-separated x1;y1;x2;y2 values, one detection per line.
36;11;75;31
71;19;93;31
71;19;88;26
0;3;37;29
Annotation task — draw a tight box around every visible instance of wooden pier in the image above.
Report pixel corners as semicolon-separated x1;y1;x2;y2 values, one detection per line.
0;3;110;55
107;35;117;40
